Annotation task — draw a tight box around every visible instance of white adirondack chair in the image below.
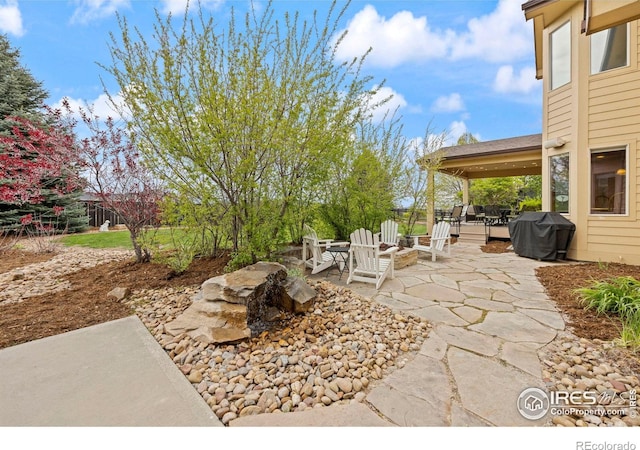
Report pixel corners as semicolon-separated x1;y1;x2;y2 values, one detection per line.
347;228;398;290
377;219;400;246
413;221;451;262
302;225;349;275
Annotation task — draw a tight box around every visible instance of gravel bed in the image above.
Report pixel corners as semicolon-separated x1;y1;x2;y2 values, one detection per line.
538;331;639;427
126;280;431;424
0;246;132;306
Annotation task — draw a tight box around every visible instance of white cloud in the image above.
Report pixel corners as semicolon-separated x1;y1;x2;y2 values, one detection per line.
431;93;464;113
335;0;532;68
493;65;539;94
0;0;24;36
449;0;532;63
446;120;468;146
55;92;129;121
365;85;408;123
159;0;224;15
70;0;130;24
334;5;451;68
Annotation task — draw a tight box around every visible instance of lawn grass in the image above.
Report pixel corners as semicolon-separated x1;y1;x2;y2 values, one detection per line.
59;223;432;251
398;223;428;236
60;230;133;249
59;228;191;250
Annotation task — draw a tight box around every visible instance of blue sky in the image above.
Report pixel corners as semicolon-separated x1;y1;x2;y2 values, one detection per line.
1;0;543;146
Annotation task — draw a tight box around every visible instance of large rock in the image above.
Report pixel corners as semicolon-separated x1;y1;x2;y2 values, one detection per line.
166;262;316;345
281;277;316;314
280;256;306;273
393;248;418;269
107;287;130;302
202;262;288;323
164;299;251;344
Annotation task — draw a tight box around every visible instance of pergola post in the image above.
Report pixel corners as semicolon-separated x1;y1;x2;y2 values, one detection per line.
426;169;435;234
462;178;470;204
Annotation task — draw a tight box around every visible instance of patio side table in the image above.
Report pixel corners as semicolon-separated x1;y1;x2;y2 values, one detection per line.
326;246;349;280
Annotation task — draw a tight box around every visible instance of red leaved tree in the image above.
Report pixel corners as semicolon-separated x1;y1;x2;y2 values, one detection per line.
0;112;84;206
74;102;164;263
0;110;86;254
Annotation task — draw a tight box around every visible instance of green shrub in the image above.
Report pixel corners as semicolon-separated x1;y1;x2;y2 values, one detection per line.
575;276;640;348
287;267;305;279
225;250;255;273
152;228;199;274
518;198;542;212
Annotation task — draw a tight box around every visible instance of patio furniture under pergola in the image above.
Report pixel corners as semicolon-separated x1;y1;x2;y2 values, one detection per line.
418;133;543;231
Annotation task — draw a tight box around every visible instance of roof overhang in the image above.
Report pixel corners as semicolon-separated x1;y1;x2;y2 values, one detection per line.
420;134;542;180
584;0;640;34
522;0;578;79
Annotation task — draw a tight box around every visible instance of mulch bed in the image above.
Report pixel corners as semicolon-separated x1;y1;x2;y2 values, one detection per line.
0;252;230;349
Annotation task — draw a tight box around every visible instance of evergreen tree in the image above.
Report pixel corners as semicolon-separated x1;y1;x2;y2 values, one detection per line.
0;35;48;133
0;35;87;233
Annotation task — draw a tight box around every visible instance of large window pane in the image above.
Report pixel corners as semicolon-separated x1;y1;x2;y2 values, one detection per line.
550;153;569;213
550;21;571;90
591;24;628;74
591;149;626;214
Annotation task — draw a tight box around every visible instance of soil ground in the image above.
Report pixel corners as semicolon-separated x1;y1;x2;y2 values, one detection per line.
0;248;230;349
1;240;639;350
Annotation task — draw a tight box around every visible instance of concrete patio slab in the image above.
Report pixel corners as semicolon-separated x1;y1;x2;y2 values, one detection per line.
229;402;392;427
0;316;220;427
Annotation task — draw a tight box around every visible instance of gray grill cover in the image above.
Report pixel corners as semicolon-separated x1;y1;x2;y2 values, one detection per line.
508;212;575;261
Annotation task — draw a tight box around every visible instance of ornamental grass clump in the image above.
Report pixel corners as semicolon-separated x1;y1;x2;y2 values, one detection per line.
575;276;640;348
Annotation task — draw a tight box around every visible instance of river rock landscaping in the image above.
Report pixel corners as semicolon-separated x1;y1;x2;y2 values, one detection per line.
0;240;638;426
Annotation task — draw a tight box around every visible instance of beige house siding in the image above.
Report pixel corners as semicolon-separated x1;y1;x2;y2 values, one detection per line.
589;71;640;141
580;17;640;264
586;213;640;262
541;7;581;259
547;87;573;136
536;3;640;264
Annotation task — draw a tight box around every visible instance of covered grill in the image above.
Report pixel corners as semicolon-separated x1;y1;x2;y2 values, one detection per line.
508;212;575;261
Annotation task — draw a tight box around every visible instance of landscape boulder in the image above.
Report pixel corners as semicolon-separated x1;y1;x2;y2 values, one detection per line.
281;277;316;314
165;262;317;344
107;286;130;302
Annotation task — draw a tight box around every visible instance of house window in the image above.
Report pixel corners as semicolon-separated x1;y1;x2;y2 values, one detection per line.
550;153;569;213
550;21;571;90
591;24;628;74
590;148;626;214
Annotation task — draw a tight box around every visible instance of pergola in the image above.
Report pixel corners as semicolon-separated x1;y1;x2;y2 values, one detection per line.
419;133;543;228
